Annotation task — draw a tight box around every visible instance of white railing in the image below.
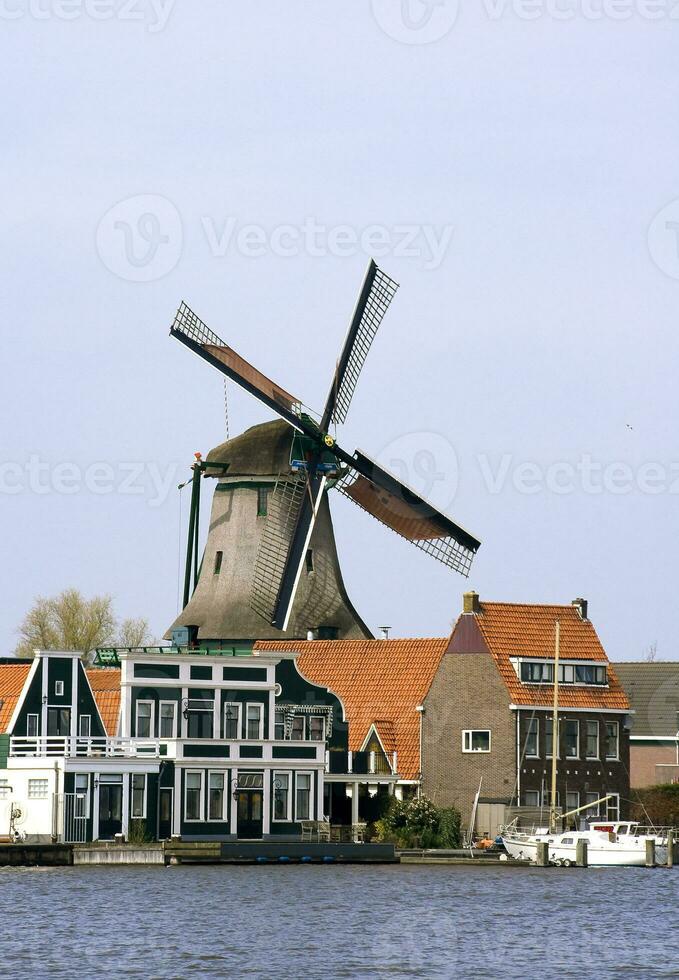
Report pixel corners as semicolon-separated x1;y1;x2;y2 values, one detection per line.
9;736;162;759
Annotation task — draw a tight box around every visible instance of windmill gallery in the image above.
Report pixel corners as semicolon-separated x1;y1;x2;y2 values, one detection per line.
0;262;634;855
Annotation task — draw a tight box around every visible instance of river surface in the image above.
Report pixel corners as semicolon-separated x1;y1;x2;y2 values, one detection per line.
1;864;677;978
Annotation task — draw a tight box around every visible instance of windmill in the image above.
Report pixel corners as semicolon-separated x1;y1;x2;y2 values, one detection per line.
168;260;481;642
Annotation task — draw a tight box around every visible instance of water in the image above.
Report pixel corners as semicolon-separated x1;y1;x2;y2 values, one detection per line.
1;864;678;979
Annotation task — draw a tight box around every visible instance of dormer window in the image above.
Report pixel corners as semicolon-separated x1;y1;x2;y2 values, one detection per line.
519;661;607;686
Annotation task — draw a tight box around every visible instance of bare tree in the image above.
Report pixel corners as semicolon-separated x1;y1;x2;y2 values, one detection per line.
15;589;149;659
644;641;658;662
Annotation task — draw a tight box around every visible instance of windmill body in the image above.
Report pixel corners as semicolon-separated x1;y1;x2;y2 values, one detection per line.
167;420;372;642
167;260;481;645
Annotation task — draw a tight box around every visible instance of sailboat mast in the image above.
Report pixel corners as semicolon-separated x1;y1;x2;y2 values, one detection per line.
549;619;560;834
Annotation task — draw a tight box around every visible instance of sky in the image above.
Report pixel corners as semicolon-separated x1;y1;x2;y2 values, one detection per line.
2;0;679;661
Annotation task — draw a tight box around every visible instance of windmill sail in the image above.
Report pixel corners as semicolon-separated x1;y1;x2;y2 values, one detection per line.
336;451;480;577
321;260;399;430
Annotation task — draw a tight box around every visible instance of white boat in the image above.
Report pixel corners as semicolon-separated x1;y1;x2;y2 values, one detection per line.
502;825;649;867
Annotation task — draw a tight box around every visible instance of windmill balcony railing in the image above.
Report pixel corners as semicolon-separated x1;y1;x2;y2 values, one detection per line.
9;736;162;759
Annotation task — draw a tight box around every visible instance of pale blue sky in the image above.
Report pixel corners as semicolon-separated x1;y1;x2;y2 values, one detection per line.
2;1;678;659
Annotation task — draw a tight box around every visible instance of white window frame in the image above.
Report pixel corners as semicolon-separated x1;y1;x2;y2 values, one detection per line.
28;778;49;800
274;708;286;741
159;701;177;739
462;730;491;753
27;713;39;737
245;703;264;741
307;716;326;742
605;721;620;761
74;773;90;818
135;700;155;739
0;779;10;800
294;771;313;821
78;714;91;737
545;718;560;760
54;680;64;697
223;702;242;740
290;715;306;741
585;720;599;760
524;790;540;807
565;791;580;813
563;718;579;759
131;773;147;819
272;771;292;822
606;792;620;821
585;792;602;817
523;717;539;758
185;699;215;740
207;770;226;822
184;770;204;822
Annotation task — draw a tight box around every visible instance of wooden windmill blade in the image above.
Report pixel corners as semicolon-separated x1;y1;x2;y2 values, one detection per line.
333;450;481;577
320;260;399;431
250;470;327;630
170;302;311;435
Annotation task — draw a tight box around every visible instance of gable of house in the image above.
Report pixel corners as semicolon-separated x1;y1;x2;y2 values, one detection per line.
613;662;679;737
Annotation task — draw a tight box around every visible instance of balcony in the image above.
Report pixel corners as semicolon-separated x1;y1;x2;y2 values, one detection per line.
9;736;162;759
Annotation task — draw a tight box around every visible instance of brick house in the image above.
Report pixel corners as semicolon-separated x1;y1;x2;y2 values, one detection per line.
613;662;679;787
423;593;631;836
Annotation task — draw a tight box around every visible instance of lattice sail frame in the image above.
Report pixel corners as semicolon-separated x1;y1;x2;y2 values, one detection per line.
335;468;476;577
250;475;309;623
330;267;399;425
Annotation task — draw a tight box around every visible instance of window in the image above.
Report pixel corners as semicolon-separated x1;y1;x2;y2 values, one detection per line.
565;791;580;813
522;718;539;758
75;774;89;818
185;771;203;821
585;792;601;817
257;487;269;517
305;549;314;573
186;700;214;739
213;550;223;574
295;773;312;820
586;720;599;759
606;793;620;821
462;730;491;753
545;718;559;759
0;780;10;800
159;702;177;739
55;681;64;697
47;708;70;736
542;790;560;808
27;714;38;737
560;664;575;684
291;716;305;741
523;790;540;807
274;708;286;741
135;701;154;738
521;661;553;683
564;719;579;759
273;772;291;821
246;704;263;740
131;774;146;818
308;716;325;742
605;721;619;760
79;715;91;737
208;772;225;821
28;779;49;799
223;703;241;740
575;664;607;685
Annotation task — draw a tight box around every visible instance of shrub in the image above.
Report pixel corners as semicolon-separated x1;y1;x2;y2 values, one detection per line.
630;784;679;827
127;819;152;844
375;796;462;849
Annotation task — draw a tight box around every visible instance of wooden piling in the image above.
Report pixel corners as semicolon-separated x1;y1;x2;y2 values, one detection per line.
576;838;588;868
666;831;674;868
535;842;549;867
645;839;655;868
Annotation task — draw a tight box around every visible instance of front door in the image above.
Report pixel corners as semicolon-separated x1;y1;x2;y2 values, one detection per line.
237;791;263;839
158;787;173;840
98;784;123;839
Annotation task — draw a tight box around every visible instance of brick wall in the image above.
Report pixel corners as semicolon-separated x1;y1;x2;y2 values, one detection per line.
422;650;515;830
630;743;678;788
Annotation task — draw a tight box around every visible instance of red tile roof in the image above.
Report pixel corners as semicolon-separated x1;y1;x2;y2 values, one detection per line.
464;602;629;711
86;668;121;736
255;639;448;779
0;663;32;733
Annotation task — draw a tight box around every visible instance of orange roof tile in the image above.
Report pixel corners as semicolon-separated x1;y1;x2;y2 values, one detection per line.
255;639;448;779
0;663;32;733
466;602;629;711
86;668;121;735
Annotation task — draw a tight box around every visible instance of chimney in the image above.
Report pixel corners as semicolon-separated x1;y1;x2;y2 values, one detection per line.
572;598;588;620
463;591;481;615
379;626;391;640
